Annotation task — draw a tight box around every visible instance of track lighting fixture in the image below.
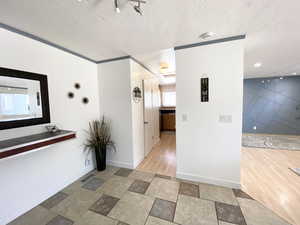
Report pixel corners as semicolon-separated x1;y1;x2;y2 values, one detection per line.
133;0;143;16
114;0;146;15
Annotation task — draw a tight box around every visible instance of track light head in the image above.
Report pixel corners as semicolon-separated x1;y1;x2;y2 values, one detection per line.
114;0;120;13
134;3;143;16
114;0;146;15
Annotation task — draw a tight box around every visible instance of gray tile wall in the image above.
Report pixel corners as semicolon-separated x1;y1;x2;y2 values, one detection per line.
243;75;300;135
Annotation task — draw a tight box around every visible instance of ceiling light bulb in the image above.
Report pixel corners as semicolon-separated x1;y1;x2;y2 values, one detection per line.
160;62;169;70
116;7;120;13
292;72;297;75
254;62;262;68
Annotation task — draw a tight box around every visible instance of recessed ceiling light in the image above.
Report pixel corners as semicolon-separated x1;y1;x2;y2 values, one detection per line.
199;32;216;40
254;62;262;68
292;72;297;75
160;62;169;70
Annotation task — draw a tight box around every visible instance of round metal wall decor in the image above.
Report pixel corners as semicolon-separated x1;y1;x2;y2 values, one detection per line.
75;83;81;89
82;97;89;104
68;92;74;98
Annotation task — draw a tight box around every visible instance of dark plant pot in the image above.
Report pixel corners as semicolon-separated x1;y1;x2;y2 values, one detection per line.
95;146;106;171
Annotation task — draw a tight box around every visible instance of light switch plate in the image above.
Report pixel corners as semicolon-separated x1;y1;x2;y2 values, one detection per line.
219;115;232;123
182;114;188;122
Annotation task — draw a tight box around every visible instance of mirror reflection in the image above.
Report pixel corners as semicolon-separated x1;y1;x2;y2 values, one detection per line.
0;76;42;122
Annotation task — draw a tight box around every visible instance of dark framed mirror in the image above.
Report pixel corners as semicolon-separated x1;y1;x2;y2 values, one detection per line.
0;67;50;130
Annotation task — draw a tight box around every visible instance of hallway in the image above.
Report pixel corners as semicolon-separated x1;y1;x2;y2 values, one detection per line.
137;132;176;177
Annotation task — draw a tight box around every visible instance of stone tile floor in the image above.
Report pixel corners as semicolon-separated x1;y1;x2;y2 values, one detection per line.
8;166;291;225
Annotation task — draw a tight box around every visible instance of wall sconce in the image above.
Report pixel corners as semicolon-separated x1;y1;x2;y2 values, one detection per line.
132;87;142;103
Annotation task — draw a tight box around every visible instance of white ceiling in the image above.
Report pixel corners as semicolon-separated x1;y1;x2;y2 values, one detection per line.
133;48;176;85
0;0;300;78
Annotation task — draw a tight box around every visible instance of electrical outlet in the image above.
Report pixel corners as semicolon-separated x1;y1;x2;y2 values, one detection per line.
85;159;91;167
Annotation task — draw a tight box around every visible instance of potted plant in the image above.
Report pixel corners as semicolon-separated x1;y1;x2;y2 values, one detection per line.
85;117;115;171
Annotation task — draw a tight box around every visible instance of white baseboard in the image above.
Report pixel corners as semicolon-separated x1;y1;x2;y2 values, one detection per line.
176;171;241;189
107;160;134;169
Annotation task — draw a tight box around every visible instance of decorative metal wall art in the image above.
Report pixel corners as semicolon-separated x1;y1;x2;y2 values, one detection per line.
132;86;142;103
201;77;209;102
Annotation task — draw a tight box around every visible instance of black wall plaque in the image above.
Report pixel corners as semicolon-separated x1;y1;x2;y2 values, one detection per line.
201;78;209;102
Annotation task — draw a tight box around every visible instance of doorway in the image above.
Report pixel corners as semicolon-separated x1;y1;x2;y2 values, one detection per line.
135;48;177;177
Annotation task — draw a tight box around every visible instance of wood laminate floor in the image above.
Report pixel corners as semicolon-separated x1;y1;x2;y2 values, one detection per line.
242;147;300;225
137;132;176;177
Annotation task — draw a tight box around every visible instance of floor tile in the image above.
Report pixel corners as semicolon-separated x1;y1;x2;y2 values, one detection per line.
154;174;171;180
146;178;179;202
117;222;130;225
146;216;177;225
95;166;120;180
108;191;155;225
215;202;246;225
128;180;150;194
114;168;133;177
62;180;83;195
89;194;119;216
233;189;253;200
179;182;199;198
238;198;290;225
149;198;176;222
218;222;237;225
199;183;238;205
41;192;69;209
82;177;105;191
74;211;117;225
175;178;199;185
51;188;101;221
46;215;74;225
129;170;155;182
99;175;134;198
174;194;218;225
8;206;57;225
81;173;96;183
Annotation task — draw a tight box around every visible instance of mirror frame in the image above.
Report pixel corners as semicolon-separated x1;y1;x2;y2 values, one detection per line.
0;67;51;130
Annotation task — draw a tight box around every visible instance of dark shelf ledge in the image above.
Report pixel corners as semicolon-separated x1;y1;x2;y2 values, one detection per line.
0;130;76;159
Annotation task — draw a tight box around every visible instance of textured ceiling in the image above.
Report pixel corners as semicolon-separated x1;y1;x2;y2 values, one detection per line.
0;0;299;78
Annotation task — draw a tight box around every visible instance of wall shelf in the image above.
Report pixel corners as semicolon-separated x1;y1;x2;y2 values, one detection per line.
0;130;76;159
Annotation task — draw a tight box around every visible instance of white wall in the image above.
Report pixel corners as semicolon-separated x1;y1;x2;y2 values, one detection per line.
130;60;160;167
0;28;100;225
130;60;146;168
98;59;160;169
98;59;134;169
176;39;244;188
